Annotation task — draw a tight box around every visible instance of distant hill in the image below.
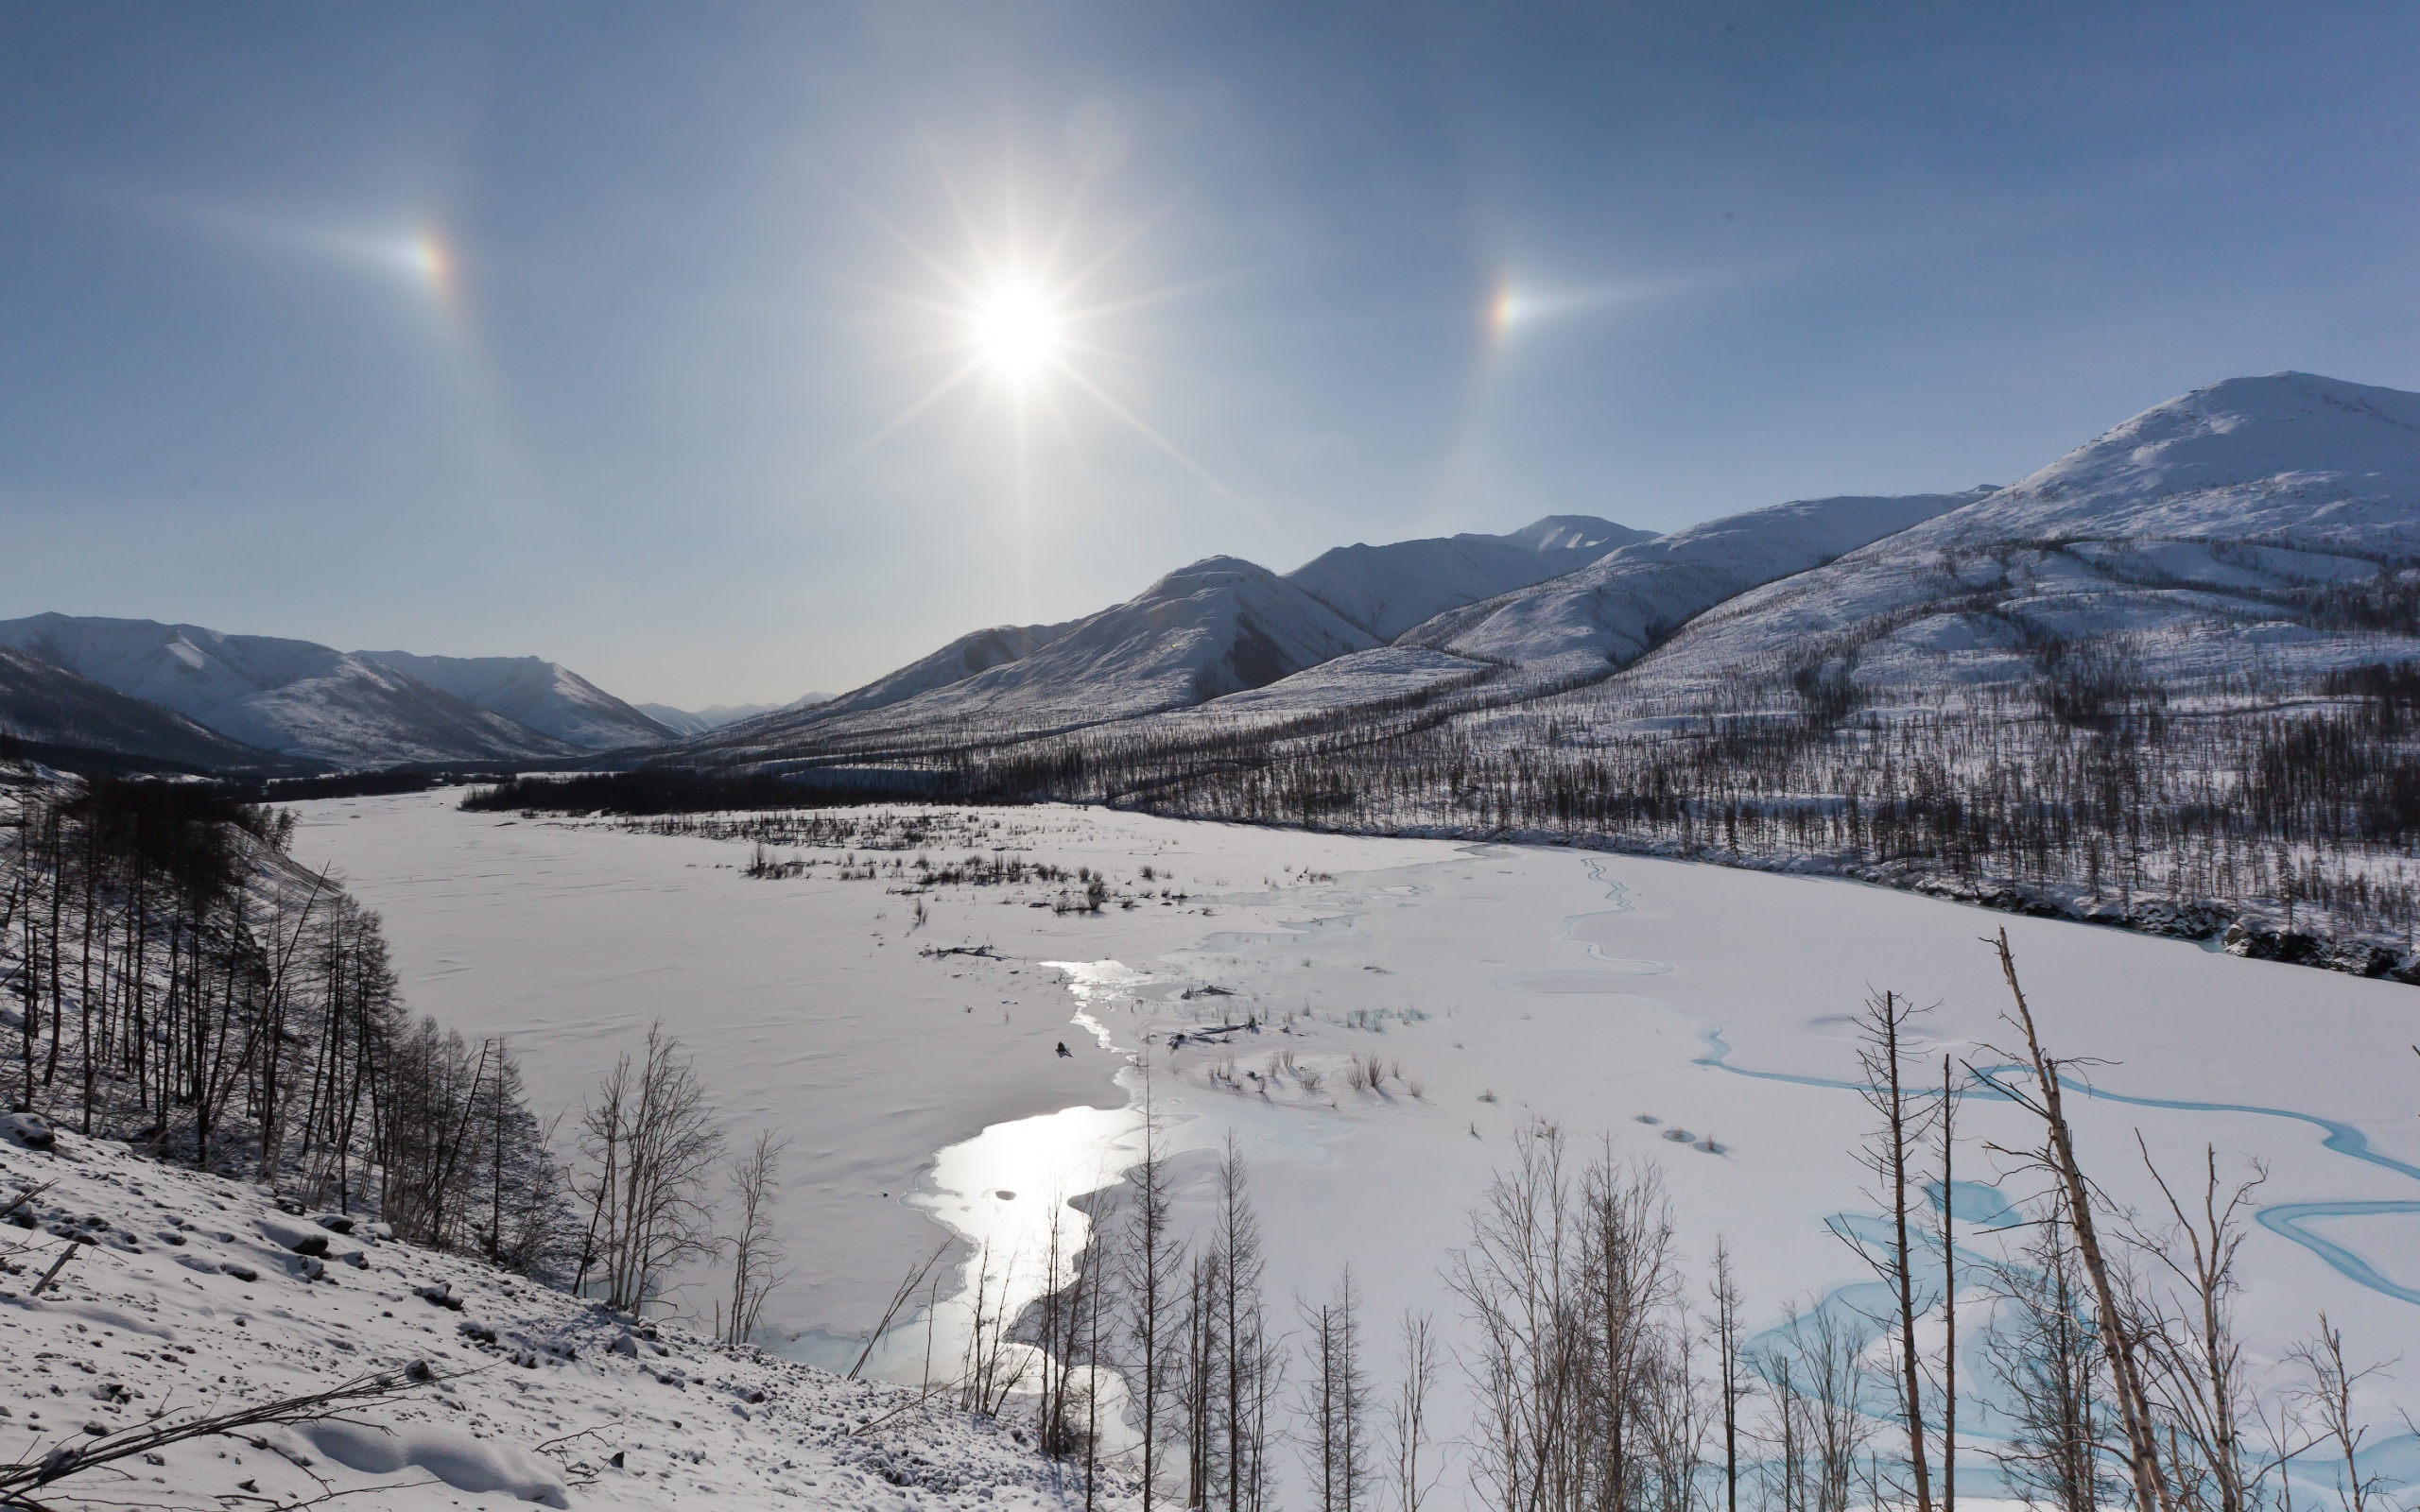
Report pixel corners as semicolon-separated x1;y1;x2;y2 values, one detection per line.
1284;514;1655;641
0;615;580;766
636;695;832;737
356;651;675;750
0;644;314;775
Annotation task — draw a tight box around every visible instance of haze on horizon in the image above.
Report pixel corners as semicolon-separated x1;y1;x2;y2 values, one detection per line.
3;3;2415;709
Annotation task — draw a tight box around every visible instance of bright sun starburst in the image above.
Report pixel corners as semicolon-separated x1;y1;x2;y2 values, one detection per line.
810;155;1236;507
972;284;1059;381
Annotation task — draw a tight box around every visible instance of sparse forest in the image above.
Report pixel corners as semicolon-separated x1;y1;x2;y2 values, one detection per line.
0;771;572;1269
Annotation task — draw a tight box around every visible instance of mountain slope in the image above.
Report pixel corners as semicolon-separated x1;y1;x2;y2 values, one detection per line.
1283;514;1653;640
804;622;1078;724
357;650;675;749
1400;491;1988;679
698;559;1381;756
0;615;579;766
0;645;314;773
1619;371;2420;699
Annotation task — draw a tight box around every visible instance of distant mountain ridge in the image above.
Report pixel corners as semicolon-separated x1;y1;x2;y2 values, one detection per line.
1284;514;1653;640
637;695;832;736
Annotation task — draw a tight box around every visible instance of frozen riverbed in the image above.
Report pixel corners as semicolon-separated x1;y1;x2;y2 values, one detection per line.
293;794;2420;1489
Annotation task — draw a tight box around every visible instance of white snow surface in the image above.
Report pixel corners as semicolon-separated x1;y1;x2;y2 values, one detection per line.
0;616;579;766
1400;491;1988;678
290;797;2420;1503
355;652;675;751
0;1128;1118;1512
1282;515;1651;640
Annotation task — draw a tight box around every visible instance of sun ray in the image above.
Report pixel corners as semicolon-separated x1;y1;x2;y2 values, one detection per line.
1045;354;1262;524
807;352;988;494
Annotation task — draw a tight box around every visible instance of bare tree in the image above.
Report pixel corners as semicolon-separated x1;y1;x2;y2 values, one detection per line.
1984;1195;2122;1512
722;1128;790;1346
1975;929;2173;1512
578;1022;723;1316
1449;1119;1580;1512
1753;1301;1873;1512
1584;1146;1680;1512
2286;1315;2390;1512
1830;988;1940;1512
2130;1142;2264;1512
1215;1137;1282;1512
1301;1265;1373;1512
1390;1309;1439;1512
1710;1240;1749;1512
1123;1080;1184;1512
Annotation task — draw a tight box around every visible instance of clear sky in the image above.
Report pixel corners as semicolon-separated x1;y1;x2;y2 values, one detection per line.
4;4;2415;707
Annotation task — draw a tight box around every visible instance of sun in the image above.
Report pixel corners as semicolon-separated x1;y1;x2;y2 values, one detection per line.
973;284;1058;381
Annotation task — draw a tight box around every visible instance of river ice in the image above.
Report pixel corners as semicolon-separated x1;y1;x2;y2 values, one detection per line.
292;794;2420;1497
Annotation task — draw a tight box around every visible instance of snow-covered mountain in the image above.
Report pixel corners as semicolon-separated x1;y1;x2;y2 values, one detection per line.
1398;490;1992;679
698;558;1381;755
804;623;1080;724
636;695;830;736
0;644;309;773
1617;372;2420;701
1283;514;1653;640
356;650;675;749
0;615;580;766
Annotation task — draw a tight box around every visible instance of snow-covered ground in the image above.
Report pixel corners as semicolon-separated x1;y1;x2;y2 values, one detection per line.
0;1125;1115;1511
290;794;2420;1501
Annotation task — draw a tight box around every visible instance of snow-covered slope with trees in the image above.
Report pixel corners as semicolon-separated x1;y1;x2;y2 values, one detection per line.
1282;514;1651;640
1619;372;2420;700
356;652;676;750
0;1125;1115;1512
1398;490;1990;679
0;645;309;774
0;616;581;766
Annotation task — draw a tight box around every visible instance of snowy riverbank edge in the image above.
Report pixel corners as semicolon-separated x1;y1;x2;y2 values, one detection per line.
1102;807;2420;986
0;1124;1128;1511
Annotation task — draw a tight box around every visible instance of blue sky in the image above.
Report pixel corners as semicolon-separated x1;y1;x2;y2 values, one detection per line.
3;4;2415;706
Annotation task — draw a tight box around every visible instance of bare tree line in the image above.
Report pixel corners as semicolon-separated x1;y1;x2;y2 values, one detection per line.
0;775;574;1271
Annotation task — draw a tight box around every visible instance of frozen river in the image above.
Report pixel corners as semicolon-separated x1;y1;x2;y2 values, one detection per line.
293;793;2420;1492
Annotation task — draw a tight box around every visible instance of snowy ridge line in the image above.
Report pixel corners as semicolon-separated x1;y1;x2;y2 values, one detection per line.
0;1125;1127;1512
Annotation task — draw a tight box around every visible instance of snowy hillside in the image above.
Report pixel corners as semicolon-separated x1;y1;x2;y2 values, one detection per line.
0;616;581;767
0;1125;1115;1512
0;645;307;774
357;651;675;750
804;624;1079;724
1398;491;1988;679
700;560;1381;753
1282;514;1651;640
1618;372;2420;701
